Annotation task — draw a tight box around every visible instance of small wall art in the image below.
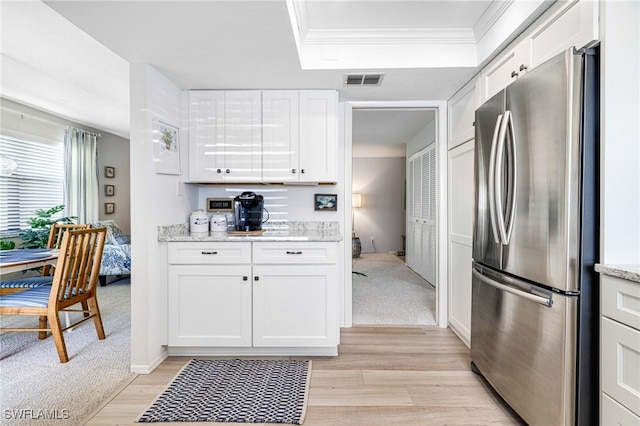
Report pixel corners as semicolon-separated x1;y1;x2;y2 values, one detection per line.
105;202;115;214
153;119;181;175
315;194;337;211
105;166;115;178
105;185;115;196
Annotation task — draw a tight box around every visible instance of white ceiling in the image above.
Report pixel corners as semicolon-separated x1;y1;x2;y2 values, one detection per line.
0;0;535;143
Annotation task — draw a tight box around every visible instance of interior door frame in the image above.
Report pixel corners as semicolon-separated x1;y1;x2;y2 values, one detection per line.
344;100;448;328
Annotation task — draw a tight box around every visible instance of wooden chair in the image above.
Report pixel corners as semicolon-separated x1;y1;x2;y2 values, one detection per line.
0;223;90;295
0;227;107;363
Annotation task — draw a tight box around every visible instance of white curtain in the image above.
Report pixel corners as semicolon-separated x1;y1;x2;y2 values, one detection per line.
64;127;99;224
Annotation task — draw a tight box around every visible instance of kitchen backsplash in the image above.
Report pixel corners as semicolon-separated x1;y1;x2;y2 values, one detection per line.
197;184;341;223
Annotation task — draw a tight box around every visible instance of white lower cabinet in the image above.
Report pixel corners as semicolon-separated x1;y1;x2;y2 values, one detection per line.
167;241;339;354
601;274;640;424
168;265;252;347
252;265;337;347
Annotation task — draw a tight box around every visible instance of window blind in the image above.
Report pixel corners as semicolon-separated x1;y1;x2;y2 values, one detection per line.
0;135;64;235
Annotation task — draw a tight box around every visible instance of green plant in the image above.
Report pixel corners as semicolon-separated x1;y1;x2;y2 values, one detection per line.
20;205;76;249
0;239;15;250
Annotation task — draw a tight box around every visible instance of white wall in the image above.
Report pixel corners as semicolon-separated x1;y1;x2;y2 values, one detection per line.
600;1;640;264
352;156;406;253
407;119;436;156
129;63;198;373
98;132;131;234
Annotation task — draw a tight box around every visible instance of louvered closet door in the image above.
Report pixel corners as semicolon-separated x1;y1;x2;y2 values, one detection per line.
426;145;437;285
408;154;423;272
406;159;415;267
407;145;436;284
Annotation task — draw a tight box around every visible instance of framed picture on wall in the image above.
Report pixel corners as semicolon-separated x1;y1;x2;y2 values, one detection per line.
315;194;337;211
105;166;115;178
105;202;115;214
152;119;181;175
105;185;115;196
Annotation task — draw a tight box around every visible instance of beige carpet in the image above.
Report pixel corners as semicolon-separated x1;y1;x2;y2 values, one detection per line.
0;278;133;425
353;253;436;325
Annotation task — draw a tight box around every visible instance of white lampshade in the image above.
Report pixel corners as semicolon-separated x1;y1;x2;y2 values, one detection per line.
352;193;362;208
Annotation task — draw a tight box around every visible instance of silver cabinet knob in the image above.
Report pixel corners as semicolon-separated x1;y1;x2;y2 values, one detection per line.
292;169;296;174
217;169;222;173
511;70;518;78
225;169;230;174
301;169;305;174
519;64;528;72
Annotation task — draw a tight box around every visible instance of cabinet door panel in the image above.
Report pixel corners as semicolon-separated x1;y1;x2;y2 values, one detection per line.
252;241;337;264
189;91;225;182
224;91;262;181
252;265;338;347
168;242;252;265
447;140;474;346
299;91;337;182
525;0;598;69
448;79;478;149
168;265;252;347
481;45;520;102
262;91;299;181
601;317;640;417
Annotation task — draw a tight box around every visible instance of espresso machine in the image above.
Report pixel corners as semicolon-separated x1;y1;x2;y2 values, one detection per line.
233;192;265;231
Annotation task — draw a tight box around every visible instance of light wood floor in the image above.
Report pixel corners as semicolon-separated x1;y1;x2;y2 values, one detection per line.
85;326;524;425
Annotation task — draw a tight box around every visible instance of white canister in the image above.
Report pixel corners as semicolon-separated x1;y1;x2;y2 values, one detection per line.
189;209;209;233
210;214;227;232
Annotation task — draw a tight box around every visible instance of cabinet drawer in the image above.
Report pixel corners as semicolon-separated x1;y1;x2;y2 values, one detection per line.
602;275;640;330
168;242;251;264
601;317;640;416
252;242;337;264
602;393;640;426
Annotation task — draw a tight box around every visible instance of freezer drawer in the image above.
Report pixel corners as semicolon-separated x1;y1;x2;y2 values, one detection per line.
471;267;577;426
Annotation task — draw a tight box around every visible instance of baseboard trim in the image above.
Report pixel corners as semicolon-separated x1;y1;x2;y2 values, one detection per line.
131;349;169;374
448;320;471;348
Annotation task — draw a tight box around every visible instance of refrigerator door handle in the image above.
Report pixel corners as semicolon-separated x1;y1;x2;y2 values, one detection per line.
488;114;503;244
495;111;510;244
504;111;517;244
472;269;553;307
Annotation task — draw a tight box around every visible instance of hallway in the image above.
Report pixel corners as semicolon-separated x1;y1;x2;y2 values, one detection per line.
352;253;436;325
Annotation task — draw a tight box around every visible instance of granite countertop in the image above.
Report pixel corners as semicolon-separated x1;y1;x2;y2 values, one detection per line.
595;264;640;283
158;222;343;242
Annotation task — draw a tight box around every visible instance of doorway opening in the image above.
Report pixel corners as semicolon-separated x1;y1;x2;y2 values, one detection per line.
350;107;438;326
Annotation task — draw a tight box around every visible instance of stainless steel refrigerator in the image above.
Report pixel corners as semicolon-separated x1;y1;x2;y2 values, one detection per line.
471;47;599;426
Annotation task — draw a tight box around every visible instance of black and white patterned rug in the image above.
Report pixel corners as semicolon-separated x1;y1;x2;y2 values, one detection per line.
137;359;311;424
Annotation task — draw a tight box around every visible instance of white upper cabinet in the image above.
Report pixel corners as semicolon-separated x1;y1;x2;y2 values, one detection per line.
189;90;338;183
448;77;480;150
188;91;225;182
479;0;598;104
223;91;262;182
480;41;528;102
299;90;338;183
262;90;300;182
523;0;598;70
189;90;261;182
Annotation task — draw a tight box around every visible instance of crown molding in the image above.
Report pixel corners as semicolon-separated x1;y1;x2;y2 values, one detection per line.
304;28;477;45
473;0;515;41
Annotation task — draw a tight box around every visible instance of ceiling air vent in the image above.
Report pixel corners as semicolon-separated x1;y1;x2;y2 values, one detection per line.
344;73;384;86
